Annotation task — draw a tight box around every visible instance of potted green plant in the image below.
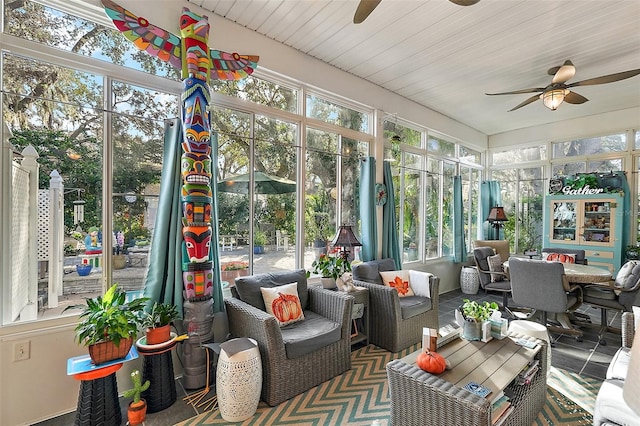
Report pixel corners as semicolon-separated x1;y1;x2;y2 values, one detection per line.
220;260;249;283
123;370;150;426
456;299;499;341
307;253;350;288
65;284;148;364
625;244;640;260
142;302;179;345
254;230;267;254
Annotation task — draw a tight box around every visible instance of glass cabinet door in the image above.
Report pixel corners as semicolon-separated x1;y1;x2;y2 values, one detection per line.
582;201;612;244
551;201;577;242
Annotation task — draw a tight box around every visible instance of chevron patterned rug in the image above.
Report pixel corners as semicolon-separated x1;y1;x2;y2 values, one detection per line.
176;343;600;426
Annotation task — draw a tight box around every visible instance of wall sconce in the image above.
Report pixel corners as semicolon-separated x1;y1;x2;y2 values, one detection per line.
332;224;362;263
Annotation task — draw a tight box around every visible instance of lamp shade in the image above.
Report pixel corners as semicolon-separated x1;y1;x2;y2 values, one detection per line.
541;89;568;111
486;206;507;223
623;333;640;415
332;224;362;248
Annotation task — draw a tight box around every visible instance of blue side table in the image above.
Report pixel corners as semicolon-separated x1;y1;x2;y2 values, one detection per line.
67;347;139;426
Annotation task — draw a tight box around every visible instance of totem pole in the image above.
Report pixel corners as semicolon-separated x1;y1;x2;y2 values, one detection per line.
101;0;258;389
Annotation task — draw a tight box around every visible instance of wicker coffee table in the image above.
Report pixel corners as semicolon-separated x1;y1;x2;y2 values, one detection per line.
386;332;547;426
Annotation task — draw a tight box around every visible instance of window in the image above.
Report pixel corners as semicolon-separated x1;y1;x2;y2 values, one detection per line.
306;94;369;133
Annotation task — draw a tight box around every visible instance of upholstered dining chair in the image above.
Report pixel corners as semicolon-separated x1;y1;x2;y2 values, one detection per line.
352;258;440;353
473;240;510;265
472;247;514;315
508;257;583;338
582;260;640;344
225;269;353;406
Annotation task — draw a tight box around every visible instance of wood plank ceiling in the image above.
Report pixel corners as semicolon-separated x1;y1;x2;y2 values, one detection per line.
187;0;640;136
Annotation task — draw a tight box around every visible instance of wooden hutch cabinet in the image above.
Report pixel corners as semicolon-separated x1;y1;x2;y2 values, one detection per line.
543;193;624;274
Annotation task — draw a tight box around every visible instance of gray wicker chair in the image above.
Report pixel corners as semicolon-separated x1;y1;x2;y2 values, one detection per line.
352;258;439;353
225;269;353;406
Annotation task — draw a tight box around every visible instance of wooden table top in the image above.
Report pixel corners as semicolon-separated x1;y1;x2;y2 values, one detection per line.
505;260;612;284
401;335;540;400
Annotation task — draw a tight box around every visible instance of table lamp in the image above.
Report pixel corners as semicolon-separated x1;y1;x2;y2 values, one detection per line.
332;224;362;262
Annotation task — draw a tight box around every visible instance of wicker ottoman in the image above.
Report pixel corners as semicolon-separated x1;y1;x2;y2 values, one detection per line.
460;267;480;294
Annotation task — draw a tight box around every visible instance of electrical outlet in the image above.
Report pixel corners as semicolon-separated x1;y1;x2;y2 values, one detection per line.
13;341;30;361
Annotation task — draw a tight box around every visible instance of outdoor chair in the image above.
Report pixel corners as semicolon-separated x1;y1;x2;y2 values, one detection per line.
225;269;353;406
352;258;439;353
508;257;583;338
582;260;640;344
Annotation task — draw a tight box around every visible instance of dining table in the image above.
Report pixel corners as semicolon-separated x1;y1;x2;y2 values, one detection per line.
504;259;612;285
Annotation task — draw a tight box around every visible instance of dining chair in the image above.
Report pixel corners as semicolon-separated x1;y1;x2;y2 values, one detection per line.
473;240;510;264
582;260;640;344
508;257;583;338
472;247;513;316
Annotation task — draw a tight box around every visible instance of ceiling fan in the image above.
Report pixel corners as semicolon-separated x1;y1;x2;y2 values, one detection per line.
353;0;480;24
486;60;640;111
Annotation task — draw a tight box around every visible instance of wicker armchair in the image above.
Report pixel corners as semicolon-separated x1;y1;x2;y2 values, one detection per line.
352;259;440;353
225;269;353;406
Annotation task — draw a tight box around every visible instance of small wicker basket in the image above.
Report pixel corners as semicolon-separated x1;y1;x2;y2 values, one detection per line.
88;337;133;364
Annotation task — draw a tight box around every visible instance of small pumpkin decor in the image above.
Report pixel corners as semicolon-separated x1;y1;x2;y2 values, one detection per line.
123;370;150;426
416;349;447;374
142;302;180;345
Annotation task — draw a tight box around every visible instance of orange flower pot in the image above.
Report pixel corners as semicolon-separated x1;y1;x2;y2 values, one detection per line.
127;399;147;426
146;324;171;345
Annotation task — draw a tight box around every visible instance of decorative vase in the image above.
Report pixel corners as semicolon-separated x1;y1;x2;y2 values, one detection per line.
76;264;93;276
461;320;482;341
321;277;336;289
88;336;133;364
253;246;264;254
113;254;126;269
127;399;147;426
145;324;171;345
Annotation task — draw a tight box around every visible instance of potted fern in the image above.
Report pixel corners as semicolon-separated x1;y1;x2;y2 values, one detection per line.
123;370;150;426
142;302;179;345
65;284;148;364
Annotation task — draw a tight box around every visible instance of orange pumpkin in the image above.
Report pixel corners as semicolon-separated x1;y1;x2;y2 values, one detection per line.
416;350;447;374
271;292;302;323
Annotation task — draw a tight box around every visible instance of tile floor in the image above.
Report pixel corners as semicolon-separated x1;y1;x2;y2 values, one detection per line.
35;288;621;426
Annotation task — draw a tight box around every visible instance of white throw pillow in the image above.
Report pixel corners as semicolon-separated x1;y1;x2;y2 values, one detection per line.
260;282;305;326
379;270;415;297
487;254;504;282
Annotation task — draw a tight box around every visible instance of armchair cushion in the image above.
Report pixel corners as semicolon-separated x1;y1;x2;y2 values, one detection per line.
235;269;309;311
261;282;305;326
606;347;630;381
399;296;433;320
280;310;341;358
408;270;432;298
487;254;505;282
380;270;415;297
352;258;397;285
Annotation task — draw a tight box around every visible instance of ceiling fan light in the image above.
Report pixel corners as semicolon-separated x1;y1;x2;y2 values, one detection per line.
541;89;568;110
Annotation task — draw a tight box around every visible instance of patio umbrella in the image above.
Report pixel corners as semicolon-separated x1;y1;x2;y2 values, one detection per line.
217;171;296;195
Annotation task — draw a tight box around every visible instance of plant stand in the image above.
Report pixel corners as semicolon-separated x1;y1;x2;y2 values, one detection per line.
136;337;178;413
67;346;139;426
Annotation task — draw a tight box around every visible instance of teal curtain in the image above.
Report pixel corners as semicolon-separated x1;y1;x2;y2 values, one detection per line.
210;132;224;313
382;161;401;269
479;180;502;240
143;118;185;315
359;157;377;261
452;175;467;262
620;171;631;250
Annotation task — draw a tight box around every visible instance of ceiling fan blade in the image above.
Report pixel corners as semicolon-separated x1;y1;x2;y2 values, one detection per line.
568;69;640;87
563;91;589;105
353;0;382;24
486;87;545;96
551;60;576;84
508;94;540;111
449;0;481;5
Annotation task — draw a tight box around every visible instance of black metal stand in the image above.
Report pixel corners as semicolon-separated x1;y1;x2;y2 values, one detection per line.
75;373;121;426
141;350;177;413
